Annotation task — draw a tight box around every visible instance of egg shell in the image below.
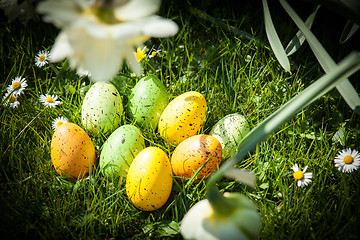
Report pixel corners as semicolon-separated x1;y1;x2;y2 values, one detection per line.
126;147;173;211
209;113;250;159
158;91;206;144
129;75;169;129
171;134;222;180
81;82;123;135
99;125;145;179
51;123;96;181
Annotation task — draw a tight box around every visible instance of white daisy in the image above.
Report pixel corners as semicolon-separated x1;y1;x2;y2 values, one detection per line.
2;93;20;108
6;76;27;96
37;0;178;82
334;148;360;173
39;94;62;108
35;50;50;68
51;116;68;131
148;49;161;58
291;164;313;188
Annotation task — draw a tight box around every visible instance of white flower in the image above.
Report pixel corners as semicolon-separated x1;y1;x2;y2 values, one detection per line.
148;48;161;58
291;164;313;188
334;148;360;173
2;93;20;108
37;0;179;82
39;94;62;108
52;116;68;131
35;50;50;68
6;76;27;96
181;192;261;240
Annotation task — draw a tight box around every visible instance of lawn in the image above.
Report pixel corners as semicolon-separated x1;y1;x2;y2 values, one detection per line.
1;0;360;239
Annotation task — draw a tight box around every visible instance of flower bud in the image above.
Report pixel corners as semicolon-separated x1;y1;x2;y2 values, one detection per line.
181;192;261;240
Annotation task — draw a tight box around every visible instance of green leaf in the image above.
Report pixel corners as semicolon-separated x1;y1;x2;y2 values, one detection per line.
340;20;359;44
279;0;360;114
262;0;291;72
208;51;360;190
224;168;256;188
285;5;320;56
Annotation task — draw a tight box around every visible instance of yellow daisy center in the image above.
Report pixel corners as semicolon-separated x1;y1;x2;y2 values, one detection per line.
151;51;157;57
293;170;304;180
56;121;64;127
343;155;353;164
39;55;45;62
46;96;54;103
12;82;21;90
9;95;16;103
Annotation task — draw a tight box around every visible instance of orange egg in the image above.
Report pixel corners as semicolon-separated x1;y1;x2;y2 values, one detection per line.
171;134;222;180
51;123;96;181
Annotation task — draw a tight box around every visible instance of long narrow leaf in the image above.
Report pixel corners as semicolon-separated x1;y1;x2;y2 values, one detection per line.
280;0;360;114
285;5;320;56
208;51;360;187
262;0;291;72
340;20;359;44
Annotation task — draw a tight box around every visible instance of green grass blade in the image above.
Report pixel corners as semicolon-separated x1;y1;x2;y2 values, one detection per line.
285;5;320;56
262;0;291;72
208;51;360;188
280;0;360;114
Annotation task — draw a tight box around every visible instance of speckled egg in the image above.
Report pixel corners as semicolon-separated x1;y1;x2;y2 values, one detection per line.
81;82;123;135
99;125;145;179
209;113;250;159
158;91;207;144
126;147;173;211
51;123;96;181
171;134;222;180
129;75;169;129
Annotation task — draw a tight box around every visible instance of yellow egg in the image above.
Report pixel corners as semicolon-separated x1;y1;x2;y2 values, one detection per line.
51;123;96;181
171;134;222;180
158;91;206;144
126;147;173;211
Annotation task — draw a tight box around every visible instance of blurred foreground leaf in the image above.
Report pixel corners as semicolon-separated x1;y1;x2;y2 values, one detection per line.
262;0;291;72
285;5;320;56
280;0;360;114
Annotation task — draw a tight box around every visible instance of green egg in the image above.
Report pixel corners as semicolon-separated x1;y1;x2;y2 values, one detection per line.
129;75;168;129
81;82;123;135
209;113;250;159
99;124;145;179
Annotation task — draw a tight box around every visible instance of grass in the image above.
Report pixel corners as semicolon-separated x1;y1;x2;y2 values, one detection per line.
1;1;360;239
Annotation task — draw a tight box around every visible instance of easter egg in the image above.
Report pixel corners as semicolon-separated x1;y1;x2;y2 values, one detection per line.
99;125;145;179
171;134;222;180
158;91;207;144
129;75;169;129
51;123;96;181
209;113;250;159
126;147;173;211
81;82;123;135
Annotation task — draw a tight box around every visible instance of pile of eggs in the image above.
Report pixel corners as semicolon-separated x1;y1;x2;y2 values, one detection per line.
50;75;250;211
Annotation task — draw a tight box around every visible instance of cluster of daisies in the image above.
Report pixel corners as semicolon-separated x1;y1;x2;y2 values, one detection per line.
2;76;27;108
2;50;68;131
291;148;360;188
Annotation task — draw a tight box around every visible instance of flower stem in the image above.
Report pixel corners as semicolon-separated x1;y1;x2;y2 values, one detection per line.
49;62;59;75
